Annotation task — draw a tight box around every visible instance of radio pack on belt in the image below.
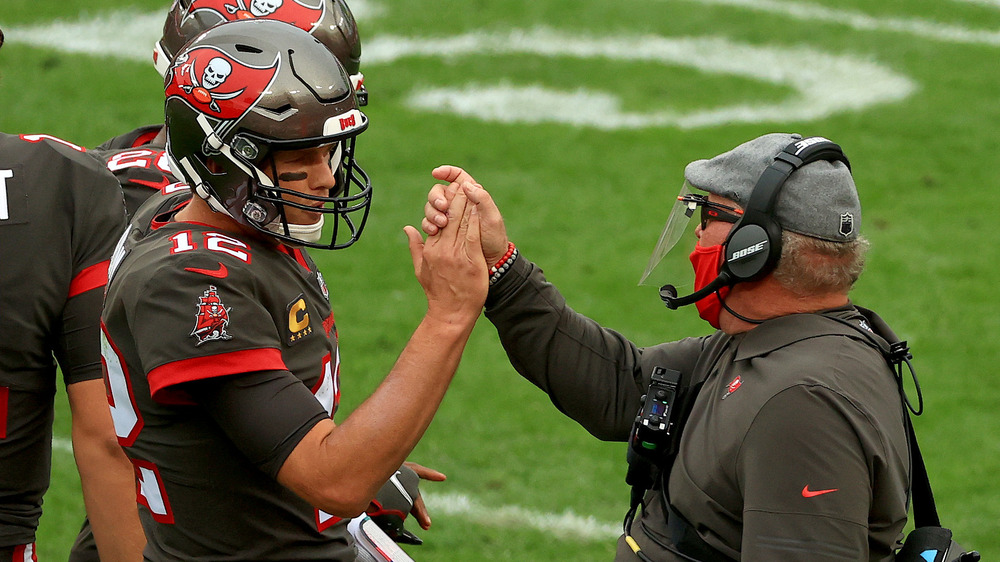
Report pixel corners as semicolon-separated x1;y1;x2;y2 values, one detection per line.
629;367;681;462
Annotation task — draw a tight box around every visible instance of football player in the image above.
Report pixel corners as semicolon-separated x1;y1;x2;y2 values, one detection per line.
78;2;436;559
101;20;485;560
0;126;144;560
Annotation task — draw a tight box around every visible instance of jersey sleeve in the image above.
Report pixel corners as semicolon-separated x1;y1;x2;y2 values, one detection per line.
737;383;877;560
66;147;129;287
484;254;647;441
128;256;289;402
485;253;710;442
185;369;329;478
57;143;129;385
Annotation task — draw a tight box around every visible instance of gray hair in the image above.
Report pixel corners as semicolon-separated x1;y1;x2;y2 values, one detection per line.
772;231;869;296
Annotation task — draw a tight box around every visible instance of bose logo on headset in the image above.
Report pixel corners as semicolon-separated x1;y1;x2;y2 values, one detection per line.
730;241;767;262
791;136;832;154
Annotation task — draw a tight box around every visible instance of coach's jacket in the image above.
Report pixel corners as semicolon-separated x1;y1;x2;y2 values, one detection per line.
484;253;909;561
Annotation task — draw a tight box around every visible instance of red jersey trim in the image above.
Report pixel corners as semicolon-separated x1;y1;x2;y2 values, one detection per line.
277;245;311;270
131;129;161;147
68;260;110;298
0;387;8;439
292;248;310;270
11;542;37;562
131;458;176;524
148;348;287;403
316;509;343;532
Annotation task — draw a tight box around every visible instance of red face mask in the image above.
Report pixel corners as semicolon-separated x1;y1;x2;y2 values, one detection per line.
689;242;731;329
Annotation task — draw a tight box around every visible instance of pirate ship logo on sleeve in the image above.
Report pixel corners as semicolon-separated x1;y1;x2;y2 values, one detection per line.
191;285;233;345
165;46;279;118
188;0;326;30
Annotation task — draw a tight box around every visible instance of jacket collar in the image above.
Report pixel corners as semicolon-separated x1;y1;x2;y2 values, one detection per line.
730;303;871;361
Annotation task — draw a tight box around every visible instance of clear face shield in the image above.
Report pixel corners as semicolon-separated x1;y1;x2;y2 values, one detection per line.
638;181;700;287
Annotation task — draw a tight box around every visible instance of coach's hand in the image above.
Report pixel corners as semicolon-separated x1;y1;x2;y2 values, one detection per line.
424;166;510;268
405;184;487;324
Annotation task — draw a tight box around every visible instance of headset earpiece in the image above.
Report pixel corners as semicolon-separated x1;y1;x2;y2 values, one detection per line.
721;136;851;283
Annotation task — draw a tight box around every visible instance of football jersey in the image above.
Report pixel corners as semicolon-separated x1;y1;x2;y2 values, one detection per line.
90;125;189;220
102;192;351;560
0;132;127;546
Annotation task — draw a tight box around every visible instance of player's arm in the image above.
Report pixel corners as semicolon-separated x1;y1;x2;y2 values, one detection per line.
276;187;487;516
58;285;144;562
738;385;874;560
67;377;145;562
56;151;144;561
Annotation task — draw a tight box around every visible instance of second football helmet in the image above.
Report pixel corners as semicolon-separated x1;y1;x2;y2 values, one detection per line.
164;19;371;249
154;0;366;104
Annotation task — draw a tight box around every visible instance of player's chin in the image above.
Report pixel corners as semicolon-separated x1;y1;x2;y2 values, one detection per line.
289;209;323;224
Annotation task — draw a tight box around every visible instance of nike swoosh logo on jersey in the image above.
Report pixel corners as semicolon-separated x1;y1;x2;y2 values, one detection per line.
131;175;174;190
184;263;228;279
801;485;839;498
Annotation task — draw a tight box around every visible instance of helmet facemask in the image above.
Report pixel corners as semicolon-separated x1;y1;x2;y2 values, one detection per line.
244;135;372;249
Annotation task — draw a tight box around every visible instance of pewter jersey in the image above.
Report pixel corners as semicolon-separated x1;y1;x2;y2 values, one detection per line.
102;192;352;561
90;125;188;220
0;133;127;547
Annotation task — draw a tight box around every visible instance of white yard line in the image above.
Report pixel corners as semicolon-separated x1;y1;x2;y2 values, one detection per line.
53;436;74;454
48;439;621;540
370;29;914;129
3;8;918;130
420;491;621;540
676;0;1000;46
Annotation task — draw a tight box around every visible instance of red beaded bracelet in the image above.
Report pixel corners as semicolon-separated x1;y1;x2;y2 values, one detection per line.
490;242;516;273
489;242;517;286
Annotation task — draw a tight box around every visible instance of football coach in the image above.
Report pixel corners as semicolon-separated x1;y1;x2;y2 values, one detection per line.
420;133;911;561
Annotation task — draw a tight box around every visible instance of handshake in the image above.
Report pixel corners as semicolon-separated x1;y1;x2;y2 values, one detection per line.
403;165;513;323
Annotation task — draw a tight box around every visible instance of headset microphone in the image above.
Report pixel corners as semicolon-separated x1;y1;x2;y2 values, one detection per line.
659;271;733;310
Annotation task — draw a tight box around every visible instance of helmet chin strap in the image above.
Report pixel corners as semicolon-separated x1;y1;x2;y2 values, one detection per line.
265;216;325;243
718;290;765;325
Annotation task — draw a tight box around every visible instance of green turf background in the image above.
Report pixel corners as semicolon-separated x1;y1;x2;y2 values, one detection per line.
1;0;997;559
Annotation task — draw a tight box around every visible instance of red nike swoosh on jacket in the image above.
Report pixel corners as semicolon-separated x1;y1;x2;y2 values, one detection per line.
801;485;839;498
184;263;228;279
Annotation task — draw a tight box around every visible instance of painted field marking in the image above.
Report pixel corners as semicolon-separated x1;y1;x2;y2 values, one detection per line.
679;0;1000;46
2;0;381;61
7;10;163;62
53;436;73;453
48;437;621;541
4;8;917;130
367;29;915;129
421;491;621;541
951;0;1000;7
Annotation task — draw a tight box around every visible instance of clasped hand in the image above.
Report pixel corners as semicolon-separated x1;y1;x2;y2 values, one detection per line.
420;165;510;267
404;168;494;323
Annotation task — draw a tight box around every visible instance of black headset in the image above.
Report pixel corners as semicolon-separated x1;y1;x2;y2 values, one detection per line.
661;136;852;309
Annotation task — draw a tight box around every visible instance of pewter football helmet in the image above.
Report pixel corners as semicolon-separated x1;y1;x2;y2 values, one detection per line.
164;19;371;249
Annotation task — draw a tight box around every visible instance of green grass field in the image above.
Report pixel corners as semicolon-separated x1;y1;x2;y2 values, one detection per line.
2;0;999;559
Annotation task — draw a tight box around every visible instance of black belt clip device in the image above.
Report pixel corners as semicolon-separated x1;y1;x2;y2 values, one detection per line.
629;366;681;462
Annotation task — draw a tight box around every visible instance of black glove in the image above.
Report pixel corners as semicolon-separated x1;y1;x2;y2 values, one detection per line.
367;465;423;545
